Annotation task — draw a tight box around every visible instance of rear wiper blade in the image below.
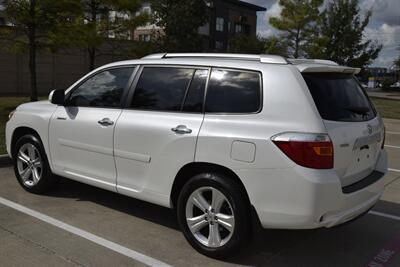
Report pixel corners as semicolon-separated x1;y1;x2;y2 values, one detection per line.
344;106;370;115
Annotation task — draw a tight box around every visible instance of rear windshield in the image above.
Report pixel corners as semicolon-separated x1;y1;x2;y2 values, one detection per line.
302;73;376;122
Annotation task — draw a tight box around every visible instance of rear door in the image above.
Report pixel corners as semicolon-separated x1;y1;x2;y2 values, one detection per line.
302;73;384;186
114;66;208;203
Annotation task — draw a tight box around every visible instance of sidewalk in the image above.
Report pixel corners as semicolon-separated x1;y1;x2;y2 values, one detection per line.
382;118;400;205
367;90;400;101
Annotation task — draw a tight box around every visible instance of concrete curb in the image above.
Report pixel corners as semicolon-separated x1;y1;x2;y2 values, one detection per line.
0;154;12;167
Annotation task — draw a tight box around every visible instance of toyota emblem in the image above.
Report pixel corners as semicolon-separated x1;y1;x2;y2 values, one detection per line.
367;124;373;134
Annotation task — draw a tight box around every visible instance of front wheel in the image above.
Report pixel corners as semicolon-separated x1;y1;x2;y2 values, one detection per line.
177;173;250;258
13;134;55;194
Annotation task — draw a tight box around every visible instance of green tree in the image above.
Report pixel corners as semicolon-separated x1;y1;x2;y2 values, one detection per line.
228;35;288;57
263;36;289;57
309;0;382;68
395;56;400;69
269;0;323;58
228;35;265;54
0;0;80;101
72;0;148;70
150;0;209;52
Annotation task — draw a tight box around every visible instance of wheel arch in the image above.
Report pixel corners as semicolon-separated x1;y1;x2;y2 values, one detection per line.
11;127;42;157
170;162;252;210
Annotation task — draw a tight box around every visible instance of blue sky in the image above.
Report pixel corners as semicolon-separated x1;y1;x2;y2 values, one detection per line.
243;0;400;68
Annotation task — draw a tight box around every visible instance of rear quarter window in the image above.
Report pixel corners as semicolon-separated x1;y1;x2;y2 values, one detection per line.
302;73;376;122
205;69;261;113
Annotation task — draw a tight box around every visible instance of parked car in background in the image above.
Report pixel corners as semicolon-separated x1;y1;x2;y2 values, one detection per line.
390;81;400;89
5;53;388;258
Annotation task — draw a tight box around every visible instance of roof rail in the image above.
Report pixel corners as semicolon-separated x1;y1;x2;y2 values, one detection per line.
141;53;288;64
287;58;338;66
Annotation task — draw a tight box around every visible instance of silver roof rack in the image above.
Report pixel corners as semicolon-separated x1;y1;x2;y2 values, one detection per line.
141;53;288;64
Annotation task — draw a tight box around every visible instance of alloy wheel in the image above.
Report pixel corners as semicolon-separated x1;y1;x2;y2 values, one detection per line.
16;143;43;187
185;186;235;248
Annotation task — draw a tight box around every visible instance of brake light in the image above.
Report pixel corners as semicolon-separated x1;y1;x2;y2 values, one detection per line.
271;132;333;169
381;126;386;149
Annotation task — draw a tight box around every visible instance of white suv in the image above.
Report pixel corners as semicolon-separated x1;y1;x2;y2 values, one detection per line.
5;53;387;257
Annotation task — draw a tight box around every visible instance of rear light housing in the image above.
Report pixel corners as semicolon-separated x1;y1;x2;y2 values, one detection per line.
271;132;334;169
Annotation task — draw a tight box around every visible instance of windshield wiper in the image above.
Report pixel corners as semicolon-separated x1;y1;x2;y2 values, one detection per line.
344;106;370;115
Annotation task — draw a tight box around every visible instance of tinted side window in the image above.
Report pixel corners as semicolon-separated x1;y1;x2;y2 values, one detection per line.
205;69;261;113
182;69;208;112
68;68;133;108
131;67;195;111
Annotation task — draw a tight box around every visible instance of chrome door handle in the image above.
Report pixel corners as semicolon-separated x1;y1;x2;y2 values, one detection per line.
171;125;192;134
98;118;114;126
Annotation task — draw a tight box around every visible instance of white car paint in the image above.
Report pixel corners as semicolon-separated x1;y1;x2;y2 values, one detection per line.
49;106;122;192
5;53;388;229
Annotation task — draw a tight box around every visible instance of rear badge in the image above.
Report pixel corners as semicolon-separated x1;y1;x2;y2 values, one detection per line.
367;124;373;135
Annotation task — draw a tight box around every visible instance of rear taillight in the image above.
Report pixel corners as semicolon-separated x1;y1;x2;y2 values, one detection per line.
271;132;333;169
381;126;386;149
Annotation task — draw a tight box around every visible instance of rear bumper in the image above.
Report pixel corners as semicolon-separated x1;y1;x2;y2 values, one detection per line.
237;149;387;229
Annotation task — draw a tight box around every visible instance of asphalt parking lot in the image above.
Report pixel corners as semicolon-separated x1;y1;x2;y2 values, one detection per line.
0;119;400;267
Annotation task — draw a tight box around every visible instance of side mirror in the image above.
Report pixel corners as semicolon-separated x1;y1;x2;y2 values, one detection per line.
49;89;65;105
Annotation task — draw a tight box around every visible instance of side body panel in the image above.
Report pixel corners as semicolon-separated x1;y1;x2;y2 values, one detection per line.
195;64;336;227
114;110;204;207
5;101;57;163
49;106;121;191
195;64;327;170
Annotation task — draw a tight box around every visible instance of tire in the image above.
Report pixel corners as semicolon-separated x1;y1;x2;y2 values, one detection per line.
177;172;250;258
12;134;55;194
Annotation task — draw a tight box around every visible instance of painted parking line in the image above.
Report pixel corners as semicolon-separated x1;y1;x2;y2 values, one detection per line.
369;211;400;221
365;231;400;267
0;197;172;267
389;168;400;173
385;145;400;149
387;131;400;135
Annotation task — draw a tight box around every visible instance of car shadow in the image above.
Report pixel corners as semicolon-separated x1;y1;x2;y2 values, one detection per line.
42;177;400;266
43;176;179;230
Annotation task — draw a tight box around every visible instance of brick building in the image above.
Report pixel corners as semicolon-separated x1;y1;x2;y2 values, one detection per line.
134;0;266;52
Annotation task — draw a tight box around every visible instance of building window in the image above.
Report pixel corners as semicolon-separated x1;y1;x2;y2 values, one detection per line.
139;34;151;42
142;7;151;26
234;23;242;34
234;23;251;35
215;41;223;49
142;7;151;14
216;17;224;32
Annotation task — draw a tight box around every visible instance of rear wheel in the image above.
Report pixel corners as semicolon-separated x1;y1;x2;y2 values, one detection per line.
177;173;250;258
13;134;55;194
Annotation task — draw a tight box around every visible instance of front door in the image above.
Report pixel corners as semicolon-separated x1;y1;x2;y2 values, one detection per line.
49;67;136;191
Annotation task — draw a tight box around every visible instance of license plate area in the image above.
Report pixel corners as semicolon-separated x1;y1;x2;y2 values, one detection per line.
353;132;381;150
352;147;375;170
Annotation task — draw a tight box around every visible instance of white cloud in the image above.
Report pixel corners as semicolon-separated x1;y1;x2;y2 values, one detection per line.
365;23;400;67
365;24;400;47
259;1;282;37
251;0;399;66
360;0;400;26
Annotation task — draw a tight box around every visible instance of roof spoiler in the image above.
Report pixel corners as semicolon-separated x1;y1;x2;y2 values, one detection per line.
298;65;361;74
